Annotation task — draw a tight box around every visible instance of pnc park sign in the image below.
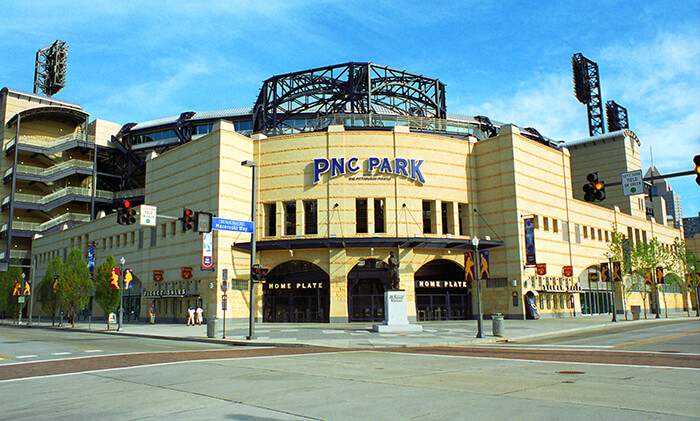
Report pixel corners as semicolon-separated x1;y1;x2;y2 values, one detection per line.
313;157;426;184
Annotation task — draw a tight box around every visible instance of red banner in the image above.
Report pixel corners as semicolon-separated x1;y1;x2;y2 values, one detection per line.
153;270;163;282
182;267;192;280
562;265;573;277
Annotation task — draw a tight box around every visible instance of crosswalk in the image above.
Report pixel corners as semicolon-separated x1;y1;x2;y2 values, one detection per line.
0;347;103;362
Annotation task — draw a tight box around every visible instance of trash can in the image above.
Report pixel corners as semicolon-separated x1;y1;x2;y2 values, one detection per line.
630;306;641;320
492;313;505;337
207;317;218;338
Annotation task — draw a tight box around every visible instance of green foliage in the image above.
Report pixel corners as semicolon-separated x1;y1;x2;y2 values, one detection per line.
37;257;62;323
95;255;119;315
0;260;23;318
57;248;93;314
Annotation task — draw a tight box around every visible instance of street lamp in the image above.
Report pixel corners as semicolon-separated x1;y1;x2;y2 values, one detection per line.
472;236;484;338
118;256;125;331
606;253;617;322
242;160;258;340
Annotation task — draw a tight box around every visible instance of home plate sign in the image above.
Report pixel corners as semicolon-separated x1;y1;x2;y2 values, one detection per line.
621;170;643;196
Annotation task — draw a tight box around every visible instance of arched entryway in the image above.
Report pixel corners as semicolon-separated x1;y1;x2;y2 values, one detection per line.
263;260;330;323
347;258;388;322
414;259;468;321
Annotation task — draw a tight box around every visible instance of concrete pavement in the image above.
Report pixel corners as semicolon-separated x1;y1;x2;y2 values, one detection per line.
4;310;697;348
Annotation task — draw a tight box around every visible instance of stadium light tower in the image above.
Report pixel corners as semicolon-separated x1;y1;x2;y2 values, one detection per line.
34;40;68;97
572;53;604;137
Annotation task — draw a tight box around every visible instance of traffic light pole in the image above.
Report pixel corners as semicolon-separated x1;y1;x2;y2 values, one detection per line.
242;160;258;340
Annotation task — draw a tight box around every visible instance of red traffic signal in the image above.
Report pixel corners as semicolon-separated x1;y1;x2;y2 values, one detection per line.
117;200;137;225
694;155;700;185
182;208;194;232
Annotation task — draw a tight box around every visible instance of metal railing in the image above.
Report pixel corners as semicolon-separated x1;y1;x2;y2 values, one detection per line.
0;212;92;235
6;186;112;206
5;159;94;179
4;133;95;152
263;113;486;139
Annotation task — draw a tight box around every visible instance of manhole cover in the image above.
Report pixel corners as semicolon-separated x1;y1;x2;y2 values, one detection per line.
556;371;585;375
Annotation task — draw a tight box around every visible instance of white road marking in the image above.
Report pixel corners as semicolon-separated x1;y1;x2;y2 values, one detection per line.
16;355;38;359
84;350;102;353
51;352;71;356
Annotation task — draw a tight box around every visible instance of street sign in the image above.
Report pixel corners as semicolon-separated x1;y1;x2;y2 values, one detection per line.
140;205;157;226
621;170;643;196
212;217;254;233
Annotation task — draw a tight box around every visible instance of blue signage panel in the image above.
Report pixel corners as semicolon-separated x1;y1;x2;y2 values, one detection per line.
213;217;254;233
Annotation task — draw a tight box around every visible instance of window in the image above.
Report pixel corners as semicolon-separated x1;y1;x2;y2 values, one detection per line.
304;200;317;235
356;199;368;233
553;294;558;309
598;229;602;241
442;201;454;235
583;226;588;239
374;198;385;233
543;217;549;231
539;295;544;309
575;224;581;244
627;227;634;245
265;203;276;237
284;201;296;236
590;228;595;240
422;200;433;234
459;203;468;236
552;219;558;233
546;294;551;309
605;231;610;242
642;230;647;243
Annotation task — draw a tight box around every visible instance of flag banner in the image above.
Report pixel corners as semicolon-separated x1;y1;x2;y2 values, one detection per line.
123;269;134;289
53;275;59;292
23;280;31;296
655;267;664;284
12;280;21;296
464;251;475;281
110;267;120;289
613;261;622;282
202;231;213;269
600;263;610;282
479;250;490;280
524;218;536;265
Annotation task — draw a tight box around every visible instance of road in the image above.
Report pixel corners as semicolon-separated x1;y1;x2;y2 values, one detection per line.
1;321;698;420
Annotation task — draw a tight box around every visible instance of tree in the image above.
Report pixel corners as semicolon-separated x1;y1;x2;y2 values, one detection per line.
57;248;93;327
94;255;119;330
607;227;637;319
668;238;700;316
0;261;23;322
37;257;62;325
634;238;670;318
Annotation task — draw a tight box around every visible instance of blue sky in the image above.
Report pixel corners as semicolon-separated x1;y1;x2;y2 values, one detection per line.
2;0;698;217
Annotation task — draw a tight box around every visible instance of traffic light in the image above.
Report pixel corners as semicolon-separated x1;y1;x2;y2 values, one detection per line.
182;208;194;232
261;267;268;282
251;264;262;281
694;155;700;185
583;172;605;202
117;200;137;225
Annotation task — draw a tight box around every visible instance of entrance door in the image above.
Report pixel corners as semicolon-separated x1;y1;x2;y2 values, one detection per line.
262;260;330;323
414;259;468;321
347;259;388;323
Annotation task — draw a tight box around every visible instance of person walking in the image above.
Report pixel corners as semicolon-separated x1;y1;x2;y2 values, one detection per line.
149;303;156;324
69;306;75;328
187;305;195;326
195;305;203;325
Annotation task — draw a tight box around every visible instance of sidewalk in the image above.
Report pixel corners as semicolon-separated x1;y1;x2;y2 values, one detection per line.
6;311;698;348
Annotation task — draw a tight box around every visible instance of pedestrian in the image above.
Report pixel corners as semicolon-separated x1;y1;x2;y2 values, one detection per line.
69;306;75;328
149;303;156;324
187;306;195;326
196;305;203;325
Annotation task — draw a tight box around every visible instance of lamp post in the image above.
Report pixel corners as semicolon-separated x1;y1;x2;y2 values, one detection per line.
19;272;25;324
242;160;258;340
27;258;36;326
607;254;617;322
472;236;484;338
117;256;125;331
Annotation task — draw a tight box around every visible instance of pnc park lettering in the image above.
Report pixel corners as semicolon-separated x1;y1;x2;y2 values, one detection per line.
314;157;425;184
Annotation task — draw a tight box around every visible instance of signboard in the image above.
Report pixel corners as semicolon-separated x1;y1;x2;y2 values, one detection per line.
212;217;254;233
562;265;573;277
140;205;157;226
524;217;536;265
123;269;134;289
536;263;547;276
182;267;192;279
202;231;213;269
153;270;163;282
621;170;643;196
87;244;96;279
589;272;599;283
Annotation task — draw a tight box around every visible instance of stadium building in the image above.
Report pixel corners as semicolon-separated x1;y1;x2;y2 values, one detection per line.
1;62;688;324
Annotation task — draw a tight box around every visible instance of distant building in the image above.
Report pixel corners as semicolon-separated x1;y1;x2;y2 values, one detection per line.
645;167;683;233
683;212;700;239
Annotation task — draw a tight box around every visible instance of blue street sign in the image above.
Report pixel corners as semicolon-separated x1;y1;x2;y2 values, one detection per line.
212;217;254;233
